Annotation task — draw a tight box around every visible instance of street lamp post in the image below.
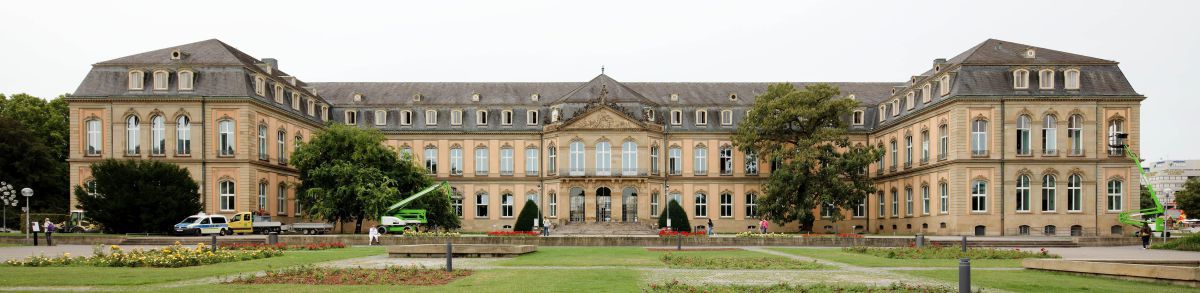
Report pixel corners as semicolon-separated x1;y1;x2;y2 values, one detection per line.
664;184;670;230
21;188;32;240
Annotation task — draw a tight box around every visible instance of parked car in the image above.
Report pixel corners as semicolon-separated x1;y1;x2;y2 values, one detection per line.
172;213;230;236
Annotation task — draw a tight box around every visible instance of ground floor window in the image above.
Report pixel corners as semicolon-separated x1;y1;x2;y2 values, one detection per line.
501;193;514;217
220;180;235;211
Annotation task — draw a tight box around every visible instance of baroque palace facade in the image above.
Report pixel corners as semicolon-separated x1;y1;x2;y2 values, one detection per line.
66;39;1143;235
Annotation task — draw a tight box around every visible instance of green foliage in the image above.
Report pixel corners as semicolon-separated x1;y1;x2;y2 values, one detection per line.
1174;178;1200;218
0;94;70;214
732;83;881;231
513;199;539;231
1151;233;1200;251
4;243;281;268
659;253;828;270
74;159;201;234
841;246;1058;259
290;124;458;233
657;199;691;232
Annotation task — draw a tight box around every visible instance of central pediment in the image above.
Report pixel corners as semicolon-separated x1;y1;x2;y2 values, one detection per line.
557;106;646;131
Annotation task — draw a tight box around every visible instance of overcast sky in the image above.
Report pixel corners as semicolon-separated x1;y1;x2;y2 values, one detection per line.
1;0;1195;161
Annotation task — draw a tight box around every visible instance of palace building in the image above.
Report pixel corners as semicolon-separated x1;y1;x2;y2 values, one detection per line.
66;39;1143;235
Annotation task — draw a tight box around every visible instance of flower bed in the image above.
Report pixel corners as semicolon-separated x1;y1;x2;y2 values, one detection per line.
405;231;462;238
486;231;539;237
1151;233;1200;251
800;233;864;238
3;243;282;268
657;230;706;237
229;265;472;286
734;232;793;238
221;242;346;251
660;253;828;270
842;246;1058;259
645;280;955;293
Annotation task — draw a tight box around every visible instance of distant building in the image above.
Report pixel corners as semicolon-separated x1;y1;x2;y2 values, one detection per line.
1145;160;1200;209
66;38;1144;236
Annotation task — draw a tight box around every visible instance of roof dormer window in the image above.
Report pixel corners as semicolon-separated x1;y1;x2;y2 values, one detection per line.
178;70;194;91
1013;69;1030;89
400;110;412;125
878;105;886;122
848;94;856;100
292;93;301;110
695;109;708;126
152;70;169;90
720;110;733;125
321;105;328;120
344;110;357;125
670;110;682;125
892;99;900;116
476;110;488;125
527;110;539;125
254;76;265;96
374;110;387;126
939;75;951;96
905;92;915;110
412;93;422;102
1064;69;1080;90
426;110;438;125
274;85;285;103
353;94;363;102
128;70;144;90
531;93;540;101
921;84;931;103
307;99;315;116
1038;69;1055;89
501;110;513;126
670;93;679;102
451;110;463;125
1024;48;1036;59
852;110;864;125
471;93;481;102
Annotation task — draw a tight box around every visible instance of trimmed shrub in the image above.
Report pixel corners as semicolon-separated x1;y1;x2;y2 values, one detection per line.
513;199;539;232
657;199;691;232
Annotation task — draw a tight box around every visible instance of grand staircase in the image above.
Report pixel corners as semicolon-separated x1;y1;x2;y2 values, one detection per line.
553;221;657;236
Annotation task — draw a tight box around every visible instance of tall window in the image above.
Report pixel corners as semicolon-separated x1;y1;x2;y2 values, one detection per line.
921;185;930;215
150;116;165;155
399;111;412;125
1064;69;1080;90
277;131;287;163
452;197;463;217
1068;174;1082;212
450;147;463;175
501;193;514;217
921;84;931;103
258;182;267;211
1013;69;1029;89
125;116;140;155
425;148;438;174
257;125;268;160
650;146;659;175
175;116;190;155
904;135;912;166
651;192;660;217
595;141;611;175
527;110;539;125
475;148;489;176
1108;119;1125;156
218;120;234;156
274;85;285;103
877;192;885;218
853;198;866;218
939;183;949;214
939;75;951;96
425;110;438;125
694;193;707;217
500;147;514;176
971;180;988;212
719;146;733;175
745;150;758;175
720;110;733;125
569;142;584;176
547;146;557;174
920;131;929;162
889;140;897;169
1043;115;1058;155
891;190;899;216
1016;175;1030;212
971;119;988;156
525;148;539;176
745;193;758;218
153;70;168;90
622;141;638;175
1107;180;1123;211
1039;69;1055;89
938;124;948;159
277;184;286;215
220;180;235;211
86;119;102;155
128;70;144;90
548;193;557;217
475;193;489;217
693;146;708;175
1042;175;1056;212
1016;115;1031;155
905;92;914;109
669;146;682;175
1068;115;1083;155
719;193;733;217
905;187;913;216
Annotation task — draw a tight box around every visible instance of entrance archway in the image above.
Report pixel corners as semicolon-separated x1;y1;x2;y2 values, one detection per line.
569;187;585;222
622;187;638;222
596;187;612;222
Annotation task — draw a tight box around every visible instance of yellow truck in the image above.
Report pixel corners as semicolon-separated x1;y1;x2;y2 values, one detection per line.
227;212;282;235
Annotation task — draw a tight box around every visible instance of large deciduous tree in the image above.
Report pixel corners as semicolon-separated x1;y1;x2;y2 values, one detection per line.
74;159;202;233
1174;178;1200;219
0;93;70;214
732;83;882;232
291;124;458;234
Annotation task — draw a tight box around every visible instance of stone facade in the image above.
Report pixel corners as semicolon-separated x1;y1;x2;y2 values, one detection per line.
66;39;1144;235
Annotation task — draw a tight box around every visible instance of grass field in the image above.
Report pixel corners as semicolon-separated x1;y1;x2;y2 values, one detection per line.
494;247;782;267
770;248;1024;268
900;269;1192;292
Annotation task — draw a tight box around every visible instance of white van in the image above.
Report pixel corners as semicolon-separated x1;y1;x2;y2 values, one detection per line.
173;213;230;236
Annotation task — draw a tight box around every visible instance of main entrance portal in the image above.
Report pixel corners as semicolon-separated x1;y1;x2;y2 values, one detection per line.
596;187;612;222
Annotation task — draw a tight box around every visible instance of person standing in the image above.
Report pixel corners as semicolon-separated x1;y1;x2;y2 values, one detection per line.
541;217;550;236
42;218;55;246
1139;223;1152;249
759;218;769;234
706;218;715;237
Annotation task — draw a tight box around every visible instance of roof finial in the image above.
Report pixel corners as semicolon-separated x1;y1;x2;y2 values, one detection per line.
601;65;605;75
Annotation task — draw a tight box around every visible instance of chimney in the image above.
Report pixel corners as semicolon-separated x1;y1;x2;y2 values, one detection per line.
262;58;279;71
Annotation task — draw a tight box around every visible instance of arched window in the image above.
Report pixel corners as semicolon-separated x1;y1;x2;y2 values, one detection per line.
274;84;285;104
1038;69;1055;89
971;119;988;156
1107;179;1123;211
475;193;489;218
719;192;733;217
745;192;758;218
449;146;463;175
546;145;557;175
1068;115;1083;155
475;148;489;176
1064;69;1080;90
219;180;235;211
1016;115;1031;155
277;183;287;215
939;75;951;96
939;182;949;214
500;147;514;176
971;180;988;212
1042;175;1057;212
150;116;165;155
254;76;265;96
719;145;733;175
1016;175;1030;212
399;110;412;125
427;110;439;125
375;110;388;126
1043;115;1058;155
277;130;287;164
650;146;660;175
569;141;584;176
921;83;931;103
178;70;193;91
905;92;914;109
938;124;948;160
128;70;144;90
257;125;268;160
1068;174;1083;212
258;181;267;211
218;120;235;156
86;119;102;155
1013;69;1029;89
622;141;638;175
694;192;708;217
153;70;169;90
693;146;708;175
426;148;439;175
525;148;539;176
125;116;140;155
595;141;611;175
668;146;682;175
1108;119;1125;156
501;193;514;217
921;185;930;215
294;134;303;155
176;116;190;155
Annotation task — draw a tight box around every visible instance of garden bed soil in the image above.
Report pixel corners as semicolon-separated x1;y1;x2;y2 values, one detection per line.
229;266;472;286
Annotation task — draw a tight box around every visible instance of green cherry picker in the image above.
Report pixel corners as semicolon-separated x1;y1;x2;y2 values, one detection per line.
377;181;452;235
1113;133;1167;236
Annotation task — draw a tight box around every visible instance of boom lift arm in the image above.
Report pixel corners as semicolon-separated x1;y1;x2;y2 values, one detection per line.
1114;133;1166;233
378;181;452;234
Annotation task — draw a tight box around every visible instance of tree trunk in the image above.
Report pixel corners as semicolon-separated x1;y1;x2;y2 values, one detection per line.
800;215;815;233
354;216;363;234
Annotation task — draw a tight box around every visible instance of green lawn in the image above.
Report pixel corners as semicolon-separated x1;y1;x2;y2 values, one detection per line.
771;248;1023;268
0;246;384;286
160;268;642;293
900;269;1196;292
495;247;780;267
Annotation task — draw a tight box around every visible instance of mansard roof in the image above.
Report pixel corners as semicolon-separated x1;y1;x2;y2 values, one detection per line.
947;39;1117;65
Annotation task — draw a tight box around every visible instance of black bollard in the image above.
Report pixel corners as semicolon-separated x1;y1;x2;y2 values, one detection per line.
961;235;967;252
959;258;971;292
445;239;453;272
211;234;218;252
32;232;38;246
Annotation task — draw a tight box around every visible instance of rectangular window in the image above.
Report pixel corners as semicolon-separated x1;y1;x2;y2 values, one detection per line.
695;110;707;125
452;197;463;217
569;142;584;176
921;84;931;103
179;71;193;90
745;193;758;218
669;147;682;175
86;120;102;155
720;193;733;217
450;148;463;176
375;110;387;126
720;110;732;126
650;147;660;175
920;132;929;163
277;184;286;215
258;183;267;211
292;93;301;110
939;183;949;214
500;148;514;176
719;147;733;175
451;110;463;126
1068;175;1082;212
939;75;951;96
853;198;865;218
971;181;988;212
547;147;557;174
621;141;637;176
424;148;438;175
651;193;660;217
527;110;539;125
501;110;513;126
219;181;235;211
426;110;437;125
905;188;913;216
891;190;899;217
938;125;948;160
693;147;707;175
548;194;557;217
971;120;988;156
904;136;912;166
345;111;357;125
1042;176;1057;212
475;148;489;176
218;120;235;156
744;150;758;175
475;194;489;218
501;194;514;217
670;110;682;125
153;71;168;90
694;194;707;217
525;148;539;176
277;131;286;164
905;92;914;110
129;71;145;90
877;192;885;218
921;186;930;215
1107;180;1123;211
477;110;488;126
1016;176;1030;212
595;142;611;176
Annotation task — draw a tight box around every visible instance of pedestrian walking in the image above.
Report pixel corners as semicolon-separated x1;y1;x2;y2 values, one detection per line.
368;225;381;245
42;218;55;246
706;218;715;237
759;218;769;234
1139;223;1152;249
